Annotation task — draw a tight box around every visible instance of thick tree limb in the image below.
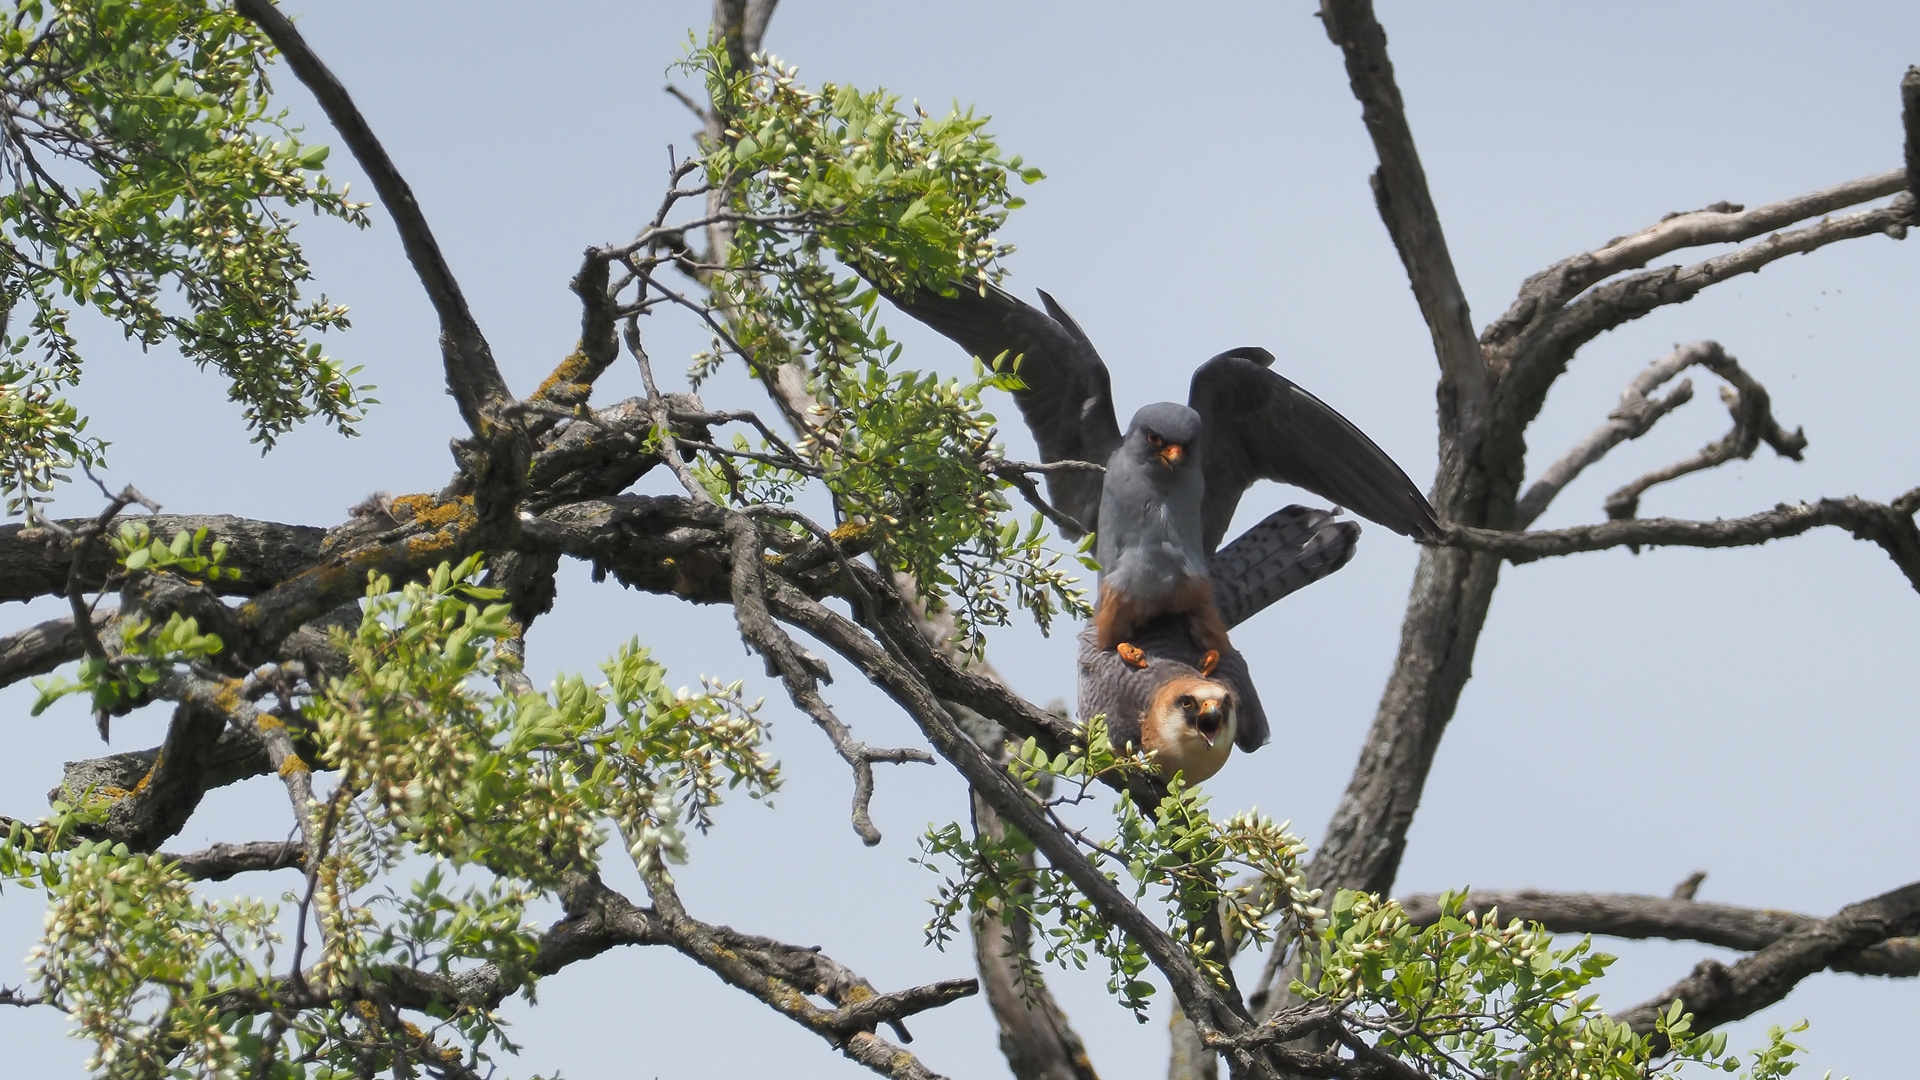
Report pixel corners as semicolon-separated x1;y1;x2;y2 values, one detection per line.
1319;0;1488;441
527;249;622;411
1399;889;1920;978
0;515;323;603
52;726;272;814
0;607;110;688
1443;487;1920;591
164;839;304;881
1614;881;1920;1041
232;0;511;442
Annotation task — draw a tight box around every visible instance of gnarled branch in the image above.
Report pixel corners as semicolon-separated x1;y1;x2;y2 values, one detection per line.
1443;487;1920;591
1401;889;1919;978
1600;343;1805;521
1614;881;1920;1042
1513;347;1699;529
232;0;511;440
0;607;110;688
1318;0;1488;442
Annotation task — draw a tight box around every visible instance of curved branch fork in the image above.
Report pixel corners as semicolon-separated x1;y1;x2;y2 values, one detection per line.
1513;342;1807;529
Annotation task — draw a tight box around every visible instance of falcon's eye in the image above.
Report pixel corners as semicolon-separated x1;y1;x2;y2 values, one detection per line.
1145;432;1163;447
1176;694;1196;713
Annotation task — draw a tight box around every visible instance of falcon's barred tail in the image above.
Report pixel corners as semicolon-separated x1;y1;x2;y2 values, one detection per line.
1208;505;1361;631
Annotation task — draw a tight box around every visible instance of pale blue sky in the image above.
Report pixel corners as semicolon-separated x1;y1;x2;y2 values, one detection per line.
3;2;1917;1077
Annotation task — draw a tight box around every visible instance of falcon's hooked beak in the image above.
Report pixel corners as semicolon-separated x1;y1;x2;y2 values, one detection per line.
1190;696;1227;747
1143;431;1188;469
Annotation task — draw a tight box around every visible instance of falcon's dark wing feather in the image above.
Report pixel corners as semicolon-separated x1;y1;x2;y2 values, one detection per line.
1209;505;1361;630
1188;349;1439;553
881;282;1122;537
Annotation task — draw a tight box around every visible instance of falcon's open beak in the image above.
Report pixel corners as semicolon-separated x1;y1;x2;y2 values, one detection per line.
1194;699;1225;746
1157;443;1185;468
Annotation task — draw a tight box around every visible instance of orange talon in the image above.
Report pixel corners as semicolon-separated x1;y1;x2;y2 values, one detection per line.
1117;642;1147;668
1199;649;1220;677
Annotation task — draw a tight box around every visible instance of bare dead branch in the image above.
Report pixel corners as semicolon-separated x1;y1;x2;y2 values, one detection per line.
0;607;110;688
1519;197;1911;404
527;249;621;413
163;839;304;881
827;978;981;1038
1443;487;1920;592
1614;881;1920;1042
1512;347;1699;529
1581;170;1904;287
1318;0;1489;440
1401;889;1919;978
232;0;512;442
1902;66;1920;200
983;457;1095;538
639;855;965;1080
1484;169;1906;376
1600;343;1806;520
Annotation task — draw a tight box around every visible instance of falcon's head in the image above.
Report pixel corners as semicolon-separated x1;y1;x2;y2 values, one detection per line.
1122;403;1202;475
1141;673;1238;784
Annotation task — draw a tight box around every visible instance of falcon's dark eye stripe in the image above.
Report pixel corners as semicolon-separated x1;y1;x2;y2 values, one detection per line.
1177;694;1196;711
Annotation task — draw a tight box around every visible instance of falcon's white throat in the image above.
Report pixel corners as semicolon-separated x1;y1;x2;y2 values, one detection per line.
1141;675;1237;784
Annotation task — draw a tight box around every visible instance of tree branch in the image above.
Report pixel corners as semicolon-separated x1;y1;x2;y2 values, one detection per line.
0;607;110;688
1902;66;1920;201
1552;199;1911;366
151;667;317;859
0;515;325;603
1614;881;1920;1041
1512;347;1699;529
1401;889;1919;977
1443;487;1920;591
163;839;304;881
750;577;1281;1077
232;0;512;441
641;855;968;1080
1318;0;1488;441
1600;343;1806;521
1576;170;1903;289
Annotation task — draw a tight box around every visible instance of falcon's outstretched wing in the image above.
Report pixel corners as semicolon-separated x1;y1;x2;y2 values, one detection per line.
1209;505;1361;630
882;282;1122;537
1188;348;1440;553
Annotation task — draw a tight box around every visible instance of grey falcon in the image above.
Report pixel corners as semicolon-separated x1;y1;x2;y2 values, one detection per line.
886;281;1440;657
1078;504;1352;775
